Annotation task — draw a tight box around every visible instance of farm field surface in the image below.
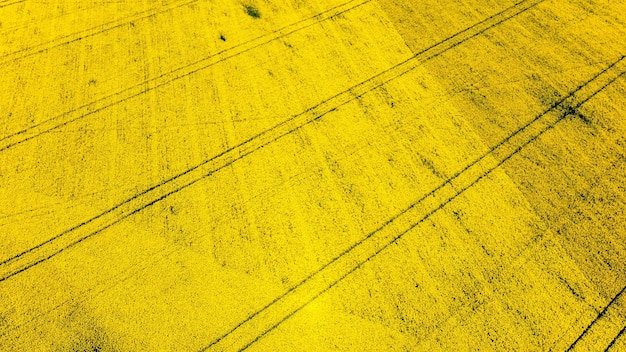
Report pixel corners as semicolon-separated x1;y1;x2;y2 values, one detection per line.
0;0;625;350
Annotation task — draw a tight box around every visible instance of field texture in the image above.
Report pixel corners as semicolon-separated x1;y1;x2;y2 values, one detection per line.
1;0;625;350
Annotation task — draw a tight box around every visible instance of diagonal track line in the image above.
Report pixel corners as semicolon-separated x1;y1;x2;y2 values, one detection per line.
229;58;626;352
0;2;115;34
0;0;546;284
0;0;24;8
0;0;371;152
0;0;199;65
604;324;626;352
566;284;626;351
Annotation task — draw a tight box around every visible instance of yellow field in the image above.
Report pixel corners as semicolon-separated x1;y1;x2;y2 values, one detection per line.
0;0;625;350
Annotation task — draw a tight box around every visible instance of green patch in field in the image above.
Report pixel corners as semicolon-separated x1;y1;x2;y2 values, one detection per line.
244;4;261;19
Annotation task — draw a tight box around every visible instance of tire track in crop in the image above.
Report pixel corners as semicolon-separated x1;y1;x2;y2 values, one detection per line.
0;0;547;285
0;0;371;152
0;0;24;9
605;325;626;351
566;284;626;351
201;56;626;352
0;0;198;66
